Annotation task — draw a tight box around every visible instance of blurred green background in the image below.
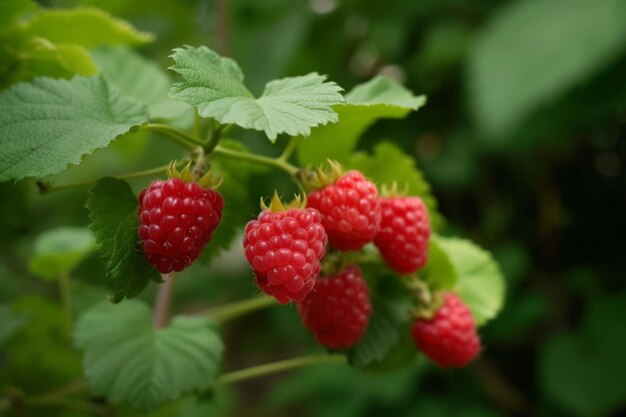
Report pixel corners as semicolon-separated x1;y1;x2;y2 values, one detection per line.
1;0;625;416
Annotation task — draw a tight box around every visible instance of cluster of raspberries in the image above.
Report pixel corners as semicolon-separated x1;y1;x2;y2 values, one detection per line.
137;170;480;366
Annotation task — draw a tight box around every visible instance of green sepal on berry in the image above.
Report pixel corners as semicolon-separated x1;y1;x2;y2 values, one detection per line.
167;160;222;189
298;159;344;191
260;191;307;212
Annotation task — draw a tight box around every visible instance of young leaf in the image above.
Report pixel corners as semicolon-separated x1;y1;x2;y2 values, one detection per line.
297;76;426;166
75;300;223;411
436;236;505;326
19;7;153;48
86;178;159;303
92;47;189;120
0;75;148;182
347;142;443;231
28;227;96;281
169;45;344;141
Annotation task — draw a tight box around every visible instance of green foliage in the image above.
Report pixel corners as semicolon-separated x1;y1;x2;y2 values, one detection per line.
0;305;27;348
75;300;224;410
437;236;505;326
296;76;426;166
468;0;626;138
28;227;95;280
86;178;159;303
169;45;344;141
540;295;626;416
13;39;97;81
0;0;36;32
92;47;189;120
348;299;414;370
346;142;443;230
19;7;153;48
0;75;148;182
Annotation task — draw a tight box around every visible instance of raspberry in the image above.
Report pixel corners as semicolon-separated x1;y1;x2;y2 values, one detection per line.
411;293;480;367
137;178;223;274
374;196;431;274
298;265;371;349
307;170;381;251
244;207;327;304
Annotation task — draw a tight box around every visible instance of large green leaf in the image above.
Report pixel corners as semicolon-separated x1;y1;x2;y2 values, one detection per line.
92;47;189;120
347;142;443;231
420;235;457;290
20;7;153;48
75;300;224;411
0;75;148;182
86;178;159;303
468;0;626;138
297;76;426;166
169;45;344;141
28;226;96;280
437;236;505;326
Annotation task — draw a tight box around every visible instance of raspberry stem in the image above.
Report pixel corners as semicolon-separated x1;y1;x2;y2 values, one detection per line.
144;123;206;149
214;354;345;388
153;273;176;328
208;295;277;324
213;145;299;177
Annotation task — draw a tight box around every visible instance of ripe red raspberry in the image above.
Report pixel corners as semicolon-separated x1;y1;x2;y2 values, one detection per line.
243;207;327;304
375;196;431;274
411;293;481;367
137;178;223;274
307;170;381;251
298;265;371;349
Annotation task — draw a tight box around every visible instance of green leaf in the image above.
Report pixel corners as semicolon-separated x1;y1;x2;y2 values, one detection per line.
0;75;148;182
436;236;505;326
20;7;153;48
0;305;27;348
86;178;159;303
92;47;189;120
297;76;426;166
348;299;413;369
10;40;97;82
169;45;344;141
0;0;36;32
540;295;626;416
347;142;443;230
468;0;626;138
75;300;224;411
28;226;95;280
420;235;457;290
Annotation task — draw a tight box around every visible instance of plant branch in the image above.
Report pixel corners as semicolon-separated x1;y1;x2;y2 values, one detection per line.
144;123;205;150
153;273;176;328
213;145;299;177
37;163;178;195
208;295;277;324
215;354;345;388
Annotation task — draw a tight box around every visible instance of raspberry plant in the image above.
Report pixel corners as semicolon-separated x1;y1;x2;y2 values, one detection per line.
0;4;506;414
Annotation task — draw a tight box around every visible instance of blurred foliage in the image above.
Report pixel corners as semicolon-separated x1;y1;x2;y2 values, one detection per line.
0;0;625;416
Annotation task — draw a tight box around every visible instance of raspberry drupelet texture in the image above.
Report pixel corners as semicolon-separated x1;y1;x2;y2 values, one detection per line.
298;265;372;349
138;178;223;274
306;170;381;251
244;208;327;304
375;196;431;274
411;293;481;367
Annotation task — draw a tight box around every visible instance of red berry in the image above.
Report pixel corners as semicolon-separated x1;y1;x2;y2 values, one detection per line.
307;171;381;251
137;178;223;274
375;196;431;274
298;265;371;349
243;208;327;304
411;293;481;367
